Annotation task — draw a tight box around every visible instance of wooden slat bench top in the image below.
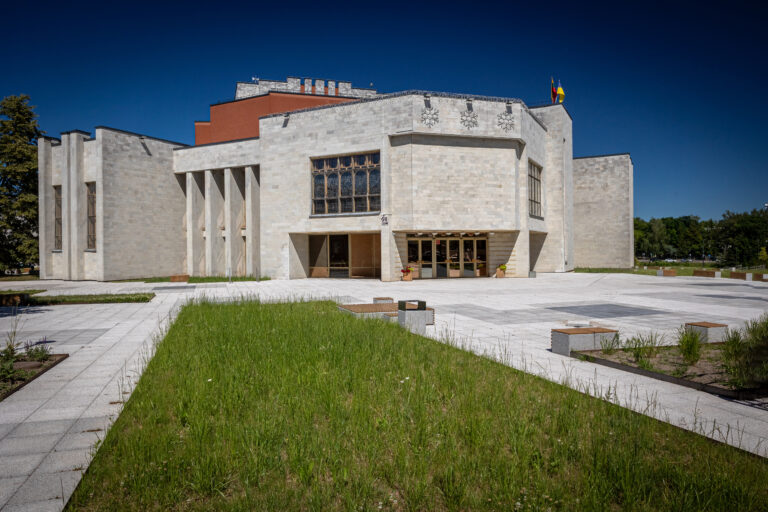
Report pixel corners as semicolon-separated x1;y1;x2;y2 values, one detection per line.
686;321;727;328
551;327;618;335
340;303;434;314
373;297;393;300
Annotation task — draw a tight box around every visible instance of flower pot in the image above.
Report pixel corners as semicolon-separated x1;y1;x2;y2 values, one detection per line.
402;273;413;281
496;269;505;278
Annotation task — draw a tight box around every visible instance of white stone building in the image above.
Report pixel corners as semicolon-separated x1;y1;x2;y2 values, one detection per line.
38;77;633;281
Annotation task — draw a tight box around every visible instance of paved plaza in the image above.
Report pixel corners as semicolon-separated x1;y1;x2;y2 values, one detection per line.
1;273;768;510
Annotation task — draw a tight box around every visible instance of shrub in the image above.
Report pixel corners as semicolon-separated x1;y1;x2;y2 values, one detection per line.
677;326;702;365
722;314;768;388
25;342;51;362
625;332;662;366
600;332;621;355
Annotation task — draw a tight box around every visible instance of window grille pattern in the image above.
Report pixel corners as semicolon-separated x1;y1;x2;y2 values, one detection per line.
54;186;62;250
312;152;380;215
86;182;96;250
528;161;543;218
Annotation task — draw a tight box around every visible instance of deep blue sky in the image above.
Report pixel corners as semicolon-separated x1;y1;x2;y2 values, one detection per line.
2;1;765;220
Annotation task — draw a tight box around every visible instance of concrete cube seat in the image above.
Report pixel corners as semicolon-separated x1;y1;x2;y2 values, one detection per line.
551;327;618;356
685;322;728;343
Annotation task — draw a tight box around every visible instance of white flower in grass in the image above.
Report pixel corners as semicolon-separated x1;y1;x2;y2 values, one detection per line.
207;378;213;382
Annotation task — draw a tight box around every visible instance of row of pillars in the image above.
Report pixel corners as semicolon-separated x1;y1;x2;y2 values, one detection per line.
185;166;260;277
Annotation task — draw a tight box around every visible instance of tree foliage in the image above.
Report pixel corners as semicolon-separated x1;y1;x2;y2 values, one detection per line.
635;209;768;266
0;95;42;270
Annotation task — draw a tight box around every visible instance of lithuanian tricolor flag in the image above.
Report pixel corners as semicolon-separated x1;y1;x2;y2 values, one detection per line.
551;78;557;104
551;78;565;104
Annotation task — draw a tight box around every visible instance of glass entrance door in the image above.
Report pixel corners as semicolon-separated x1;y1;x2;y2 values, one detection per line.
406;235;488;278
328;235;349;278
435;239;448;278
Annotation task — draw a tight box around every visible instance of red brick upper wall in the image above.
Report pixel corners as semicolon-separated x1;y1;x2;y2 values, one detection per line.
194;92;356;145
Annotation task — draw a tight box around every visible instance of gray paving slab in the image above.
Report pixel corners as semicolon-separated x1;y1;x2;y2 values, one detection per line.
0;274;767;510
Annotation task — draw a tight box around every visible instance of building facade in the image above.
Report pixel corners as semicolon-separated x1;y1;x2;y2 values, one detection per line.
38;76;633;281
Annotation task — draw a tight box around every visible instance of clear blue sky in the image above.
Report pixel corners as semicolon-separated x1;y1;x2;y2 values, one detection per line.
2;1;765;221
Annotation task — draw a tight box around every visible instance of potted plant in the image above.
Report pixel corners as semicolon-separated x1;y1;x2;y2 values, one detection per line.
401;266;414;281
495;264;507;278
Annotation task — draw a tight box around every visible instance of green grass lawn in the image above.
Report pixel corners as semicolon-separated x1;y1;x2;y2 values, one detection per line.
574;266;760;278
113;276;270;283
0;275;39;281
27;293;155;306
67;301;768;511
0;289;45;295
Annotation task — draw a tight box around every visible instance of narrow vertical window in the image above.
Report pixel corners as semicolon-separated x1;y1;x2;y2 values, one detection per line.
86;182;96;250
53;186;62;250
528;161;542;218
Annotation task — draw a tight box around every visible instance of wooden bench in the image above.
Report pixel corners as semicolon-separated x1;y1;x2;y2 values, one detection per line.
685;322;728;343
551;327;619;356
656;269;676;277
693;269;720;278
170;274;190;283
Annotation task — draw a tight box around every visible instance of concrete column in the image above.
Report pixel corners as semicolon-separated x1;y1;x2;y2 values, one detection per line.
224;168;245;277
245;165;260;277
514;230;531;277
204;170;225;276
379;135;395;281
327;80;336;96
186;172;205;276
37;138;53;279
66;132;89;280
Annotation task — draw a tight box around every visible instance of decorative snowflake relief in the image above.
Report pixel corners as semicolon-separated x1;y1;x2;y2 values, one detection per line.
420;107;439;127
460;110;478;129
497;111;515;132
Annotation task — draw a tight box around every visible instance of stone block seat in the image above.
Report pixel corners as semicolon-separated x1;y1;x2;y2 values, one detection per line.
551;327;619;356
656;269;677;277
685;322;728;343
338;302;435;326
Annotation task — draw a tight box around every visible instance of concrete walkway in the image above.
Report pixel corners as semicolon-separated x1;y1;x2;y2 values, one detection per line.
1;273;768;510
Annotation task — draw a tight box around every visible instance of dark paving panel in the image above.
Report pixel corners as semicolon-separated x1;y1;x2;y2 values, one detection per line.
436;304;574;325
546;303;665;318
627;291;768;309
152;285;195;293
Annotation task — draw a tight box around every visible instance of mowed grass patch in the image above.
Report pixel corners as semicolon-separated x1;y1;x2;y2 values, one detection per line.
68;301;768;511
28;293;155;305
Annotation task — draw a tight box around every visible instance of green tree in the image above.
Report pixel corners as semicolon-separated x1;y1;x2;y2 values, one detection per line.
759;247;768;268
0;95;42;270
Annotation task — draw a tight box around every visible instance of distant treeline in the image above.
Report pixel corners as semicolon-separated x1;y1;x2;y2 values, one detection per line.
634;209;768;266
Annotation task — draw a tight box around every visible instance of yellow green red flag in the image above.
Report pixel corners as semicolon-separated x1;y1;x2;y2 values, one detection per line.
556;80;565;103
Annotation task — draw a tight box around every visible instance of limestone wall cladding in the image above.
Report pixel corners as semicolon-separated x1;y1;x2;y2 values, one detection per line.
573;154;634;268
173;138;261;173
527;105;574;272
99;129;186;280
254;93;553;279
390;135;519;231
258;96;410;279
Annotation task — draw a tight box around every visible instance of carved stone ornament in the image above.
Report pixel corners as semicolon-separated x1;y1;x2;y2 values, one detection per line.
497;111;515;132
420;107;439;127
460;110;478;129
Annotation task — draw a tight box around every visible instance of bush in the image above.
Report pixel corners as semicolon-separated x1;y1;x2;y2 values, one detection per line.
599;332;621;355
624;332;663;370
677;326;702;365
25;342;51;362
722;314;768;388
